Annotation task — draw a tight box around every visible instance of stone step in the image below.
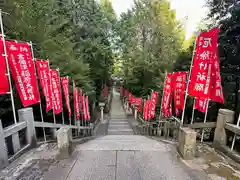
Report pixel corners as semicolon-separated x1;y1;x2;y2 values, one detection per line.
108;129;133;132
107;131;134;135
109;121;128;124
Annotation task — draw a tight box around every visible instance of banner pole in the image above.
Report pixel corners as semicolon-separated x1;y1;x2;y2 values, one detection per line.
29;42;46;142
73;80;76;125
200;99;210;142
57;68;65;125
48;61;56;124
67;76;71;126
181;38;197;125
0;10;17;124
159;71;167;120
190;98;196;124
231;113;240;150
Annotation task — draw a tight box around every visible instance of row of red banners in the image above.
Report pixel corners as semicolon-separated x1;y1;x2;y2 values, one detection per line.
120;88;158;121
161;27;224;117
0;39;90;120
121;27;224;119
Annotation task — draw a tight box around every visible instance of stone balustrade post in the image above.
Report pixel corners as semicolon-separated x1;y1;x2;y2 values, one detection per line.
99;102;105;123
213;109;234;147
178;127;197;159
56;127;73;159
18;108;37;148
0;120;8;169
134;107;138;120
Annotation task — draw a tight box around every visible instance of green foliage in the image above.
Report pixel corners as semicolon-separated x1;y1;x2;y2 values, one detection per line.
115;0;185;97
0;0;115;117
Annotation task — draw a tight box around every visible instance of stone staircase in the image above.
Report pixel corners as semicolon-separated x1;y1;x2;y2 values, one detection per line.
107;89;134;135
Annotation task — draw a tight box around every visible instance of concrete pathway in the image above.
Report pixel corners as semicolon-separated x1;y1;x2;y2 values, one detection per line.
64;88;206;180
107;89;134;135
1;88;240;179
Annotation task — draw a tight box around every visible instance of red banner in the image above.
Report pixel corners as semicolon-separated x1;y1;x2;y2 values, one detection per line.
74;86;80;120
62;77;71;116
50;70;62;114
35;60;53;112
82;95;87;120
150;91;158;118
0;39;9;94
128;93;133;105
134;97;142;112
161;73;173;117
210;52;224;103
194;98;209;113
173;72;187;116
79;88;83;115
143;100;150;120
6;41;40;107
120;87;123;95
188;28;220;99
85;96;90;120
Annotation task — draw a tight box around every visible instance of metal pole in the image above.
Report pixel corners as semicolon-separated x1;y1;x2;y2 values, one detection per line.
190;98;196;124
48;60;56;124
67;76;71;126
57;68;65;125
73;80;76;124
0;10;17;124
231;113;240;151
29;42;46;142
200;99;210;142
181;38;197;125
159;71;167;121
158;72;167;131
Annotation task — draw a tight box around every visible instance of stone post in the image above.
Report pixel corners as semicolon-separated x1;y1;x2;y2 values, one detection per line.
18;108;37;148
56;127;72;159
134;106;138;120
213;109;234;147
99;102;105;122
164;121;170;139
178;127;197;159
0;120;9;169
76;120;80;136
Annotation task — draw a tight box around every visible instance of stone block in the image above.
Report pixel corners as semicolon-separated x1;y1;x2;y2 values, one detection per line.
56;127;73;160
213;109;234;147
178;127;197;159
18;108;37;148
0;120;8;169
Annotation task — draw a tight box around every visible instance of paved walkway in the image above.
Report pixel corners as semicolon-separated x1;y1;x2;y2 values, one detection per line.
61;89;207;180
5;88;240;179
107;89;134;135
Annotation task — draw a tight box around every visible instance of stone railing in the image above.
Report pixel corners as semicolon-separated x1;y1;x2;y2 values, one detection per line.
0;107;93;169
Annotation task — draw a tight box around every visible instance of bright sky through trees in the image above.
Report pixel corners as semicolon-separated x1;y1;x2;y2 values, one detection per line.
112;0;208;39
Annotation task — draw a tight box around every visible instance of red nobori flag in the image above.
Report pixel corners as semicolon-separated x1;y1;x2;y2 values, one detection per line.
133;97;142;112
82;95;88;120
62;77;71;116
85;96;90;120
188;28;220;99
194;98;209;113
0;38;9;94
50;70;62;114
79;88;83;114
210;52;224;103
36;60;53;112
173;72;187;116
73;86;80;120
150;91;158;118
6;41;40;107
128;93;133;104
143;100;149;120
120;87;123;95
161;73;173;117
